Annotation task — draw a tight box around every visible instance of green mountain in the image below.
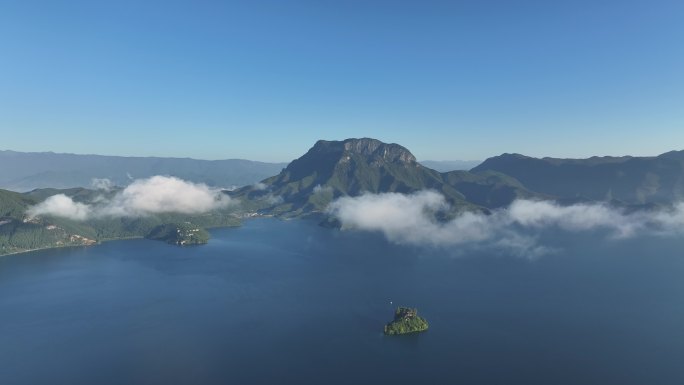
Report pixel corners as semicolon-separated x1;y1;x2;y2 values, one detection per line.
230;138;537;216
0;189;99;255
0;187;240;256
441;170;545;208
0;189;37;218
472;151;684;204
24;187;116;203
7;138;681;257
6;138;535;255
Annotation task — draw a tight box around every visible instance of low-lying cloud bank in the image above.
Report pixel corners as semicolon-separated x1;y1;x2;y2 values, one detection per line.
327;191;684;257
28;176;232;220
30;194;93;221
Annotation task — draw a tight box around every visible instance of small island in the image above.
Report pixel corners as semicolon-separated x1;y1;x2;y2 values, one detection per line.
384;307;429;335
145;223;210;246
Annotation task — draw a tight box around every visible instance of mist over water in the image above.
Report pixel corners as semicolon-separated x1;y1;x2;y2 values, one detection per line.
328;191;684;256
1;219;684;385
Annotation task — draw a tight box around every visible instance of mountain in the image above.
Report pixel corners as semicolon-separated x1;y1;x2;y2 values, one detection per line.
0;189;97;255
23;187;112;203
5;138;683;256
0;187;240;256
0;139;539;255
441;170;544;208
420;160;481;172
231;138;536;216
0;150;287;191
0;189;37;218
472;151;684;204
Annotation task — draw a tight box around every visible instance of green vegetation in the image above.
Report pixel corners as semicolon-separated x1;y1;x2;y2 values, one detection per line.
24;187;114;204
81;211;240;241
231;138;684;220
384;307;429;335
146;223;210;245
0;189;37;218
4;137;684;256
230;138;484;216
0;190;99;255
441;170;542;208
471;151;684;204
0;187;241;256
0;217;97;255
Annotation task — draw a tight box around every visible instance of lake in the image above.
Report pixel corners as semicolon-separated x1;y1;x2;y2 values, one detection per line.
1;218;684;384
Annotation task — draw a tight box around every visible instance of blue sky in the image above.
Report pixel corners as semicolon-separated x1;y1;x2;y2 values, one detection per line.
1;0;683;162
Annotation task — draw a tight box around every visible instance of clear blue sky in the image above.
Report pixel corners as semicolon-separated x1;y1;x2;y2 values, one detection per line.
1;0;683;162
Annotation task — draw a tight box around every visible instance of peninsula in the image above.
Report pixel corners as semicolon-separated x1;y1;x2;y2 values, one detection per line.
145;223;210;246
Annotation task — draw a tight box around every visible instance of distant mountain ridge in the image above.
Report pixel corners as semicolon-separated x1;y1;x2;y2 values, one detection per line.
472;151;684;203
3;138;684;256
0;150;287;191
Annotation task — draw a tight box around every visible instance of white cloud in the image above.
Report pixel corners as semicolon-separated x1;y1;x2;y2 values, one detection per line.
91;178;114;191
100;176;232;216
507;200;638;237
328;191;451;245
28;176;232;220
328;191;503;247
327;191;684;257
253;182;268;191
28;194;92;221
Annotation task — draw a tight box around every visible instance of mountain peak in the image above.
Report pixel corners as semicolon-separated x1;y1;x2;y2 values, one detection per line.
310;138;417;164
233;138;455;216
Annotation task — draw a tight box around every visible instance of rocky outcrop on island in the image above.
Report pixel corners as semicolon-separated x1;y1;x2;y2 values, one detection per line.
384;307;429;335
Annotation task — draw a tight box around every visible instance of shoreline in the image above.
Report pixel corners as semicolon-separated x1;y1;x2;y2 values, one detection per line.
0;212;314;259
0;222;245;259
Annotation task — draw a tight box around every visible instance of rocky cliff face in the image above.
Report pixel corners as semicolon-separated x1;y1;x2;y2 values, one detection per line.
339;138;417;164
270;138;425;189
231;138;475;216
286;138;417;176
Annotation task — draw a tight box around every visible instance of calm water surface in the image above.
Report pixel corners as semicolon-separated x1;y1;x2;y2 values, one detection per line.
1;219;684;384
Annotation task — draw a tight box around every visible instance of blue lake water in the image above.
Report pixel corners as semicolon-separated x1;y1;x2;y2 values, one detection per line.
1;218;684;384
